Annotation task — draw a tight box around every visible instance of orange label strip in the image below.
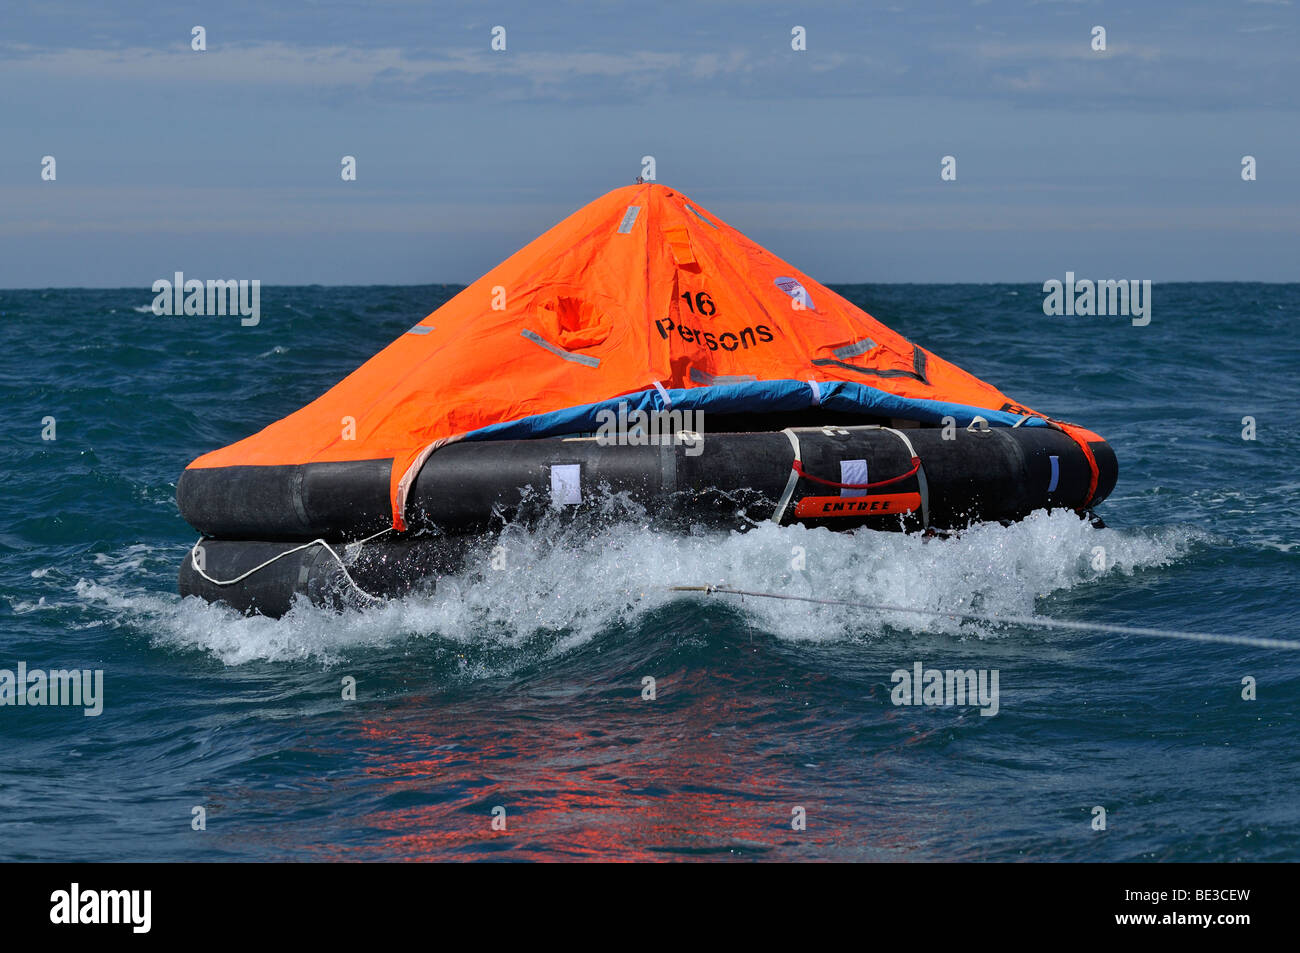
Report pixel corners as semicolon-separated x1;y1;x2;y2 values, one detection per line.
793;492;922;519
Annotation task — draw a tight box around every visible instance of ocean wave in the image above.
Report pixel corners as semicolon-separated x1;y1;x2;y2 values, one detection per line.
71;509;1206;667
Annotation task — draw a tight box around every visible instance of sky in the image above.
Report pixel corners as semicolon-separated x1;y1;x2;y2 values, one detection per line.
2;0;1297;287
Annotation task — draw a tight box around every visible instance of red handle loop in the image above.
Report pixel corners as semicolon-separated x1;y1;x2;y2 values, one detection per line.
791;456;921;490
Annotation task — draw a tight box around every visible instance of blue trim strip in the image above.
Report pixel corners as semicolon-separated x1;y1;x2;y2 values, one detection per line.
458;379;1049;443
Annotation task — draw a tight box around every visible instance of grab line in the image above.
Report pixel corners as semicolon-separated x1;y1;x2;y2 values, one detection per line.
188;529;392;602
668;585;1300;651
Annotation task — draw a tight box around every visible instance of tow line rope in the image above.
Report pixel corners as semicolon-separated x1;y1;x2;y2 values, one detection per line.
791;456;922;490
188;529;393;602
667;585;1300;652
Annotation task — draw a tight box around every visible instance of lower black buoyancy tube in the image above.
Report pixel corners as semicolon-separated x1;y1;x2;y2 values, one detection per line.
178;534;469;617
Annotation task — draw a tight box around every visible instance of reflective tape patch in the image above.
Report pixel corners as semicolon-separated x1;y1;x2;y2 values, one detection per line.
832;338;876;360
684;203;716;228
520;329;600;367
1048;455;1060;492
618;206;642;233
551;464;582;506
407;325;434;335
812;344;929;384
840;458;868;498
794;493;921;519
689;368;758;386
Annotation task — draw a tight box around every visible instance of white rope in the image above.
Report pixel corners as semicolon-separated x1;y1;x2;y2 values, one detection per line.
188;529;392;602
668;585;1300;652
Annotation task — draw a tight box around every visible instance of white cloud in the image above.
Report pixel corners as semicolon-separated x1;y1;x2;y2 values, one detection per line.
0;42;705;89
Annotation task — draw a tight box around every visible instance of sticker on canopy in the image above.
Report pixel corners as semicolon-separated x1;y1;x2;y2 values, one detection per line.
774;277;814;311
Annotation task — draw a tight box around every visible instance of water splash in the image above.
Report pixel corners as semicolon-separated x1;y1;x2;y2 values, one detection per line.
71;509;1205;667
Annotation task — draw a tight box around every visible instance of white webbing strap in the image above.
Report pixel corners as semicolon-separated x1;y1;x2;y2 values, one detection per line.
877;426;930;529
771;428;802;524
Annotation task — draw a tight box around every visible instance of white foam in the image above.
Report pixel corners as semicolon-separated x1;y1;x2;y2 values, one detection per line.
70;509;1205;667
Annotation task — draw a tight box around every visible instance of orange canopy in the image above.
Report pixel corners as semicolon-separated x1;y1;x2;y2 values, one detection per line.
188;183;1066;530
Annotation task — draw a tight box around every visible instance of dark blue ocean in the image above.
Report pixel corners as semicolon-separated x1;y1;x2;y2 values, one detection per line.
1;283;1296;862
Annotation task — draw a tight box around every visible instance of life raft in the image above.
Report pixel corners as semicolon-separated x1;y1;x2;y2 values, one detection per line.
176;182;1118;616
178;419;1115;616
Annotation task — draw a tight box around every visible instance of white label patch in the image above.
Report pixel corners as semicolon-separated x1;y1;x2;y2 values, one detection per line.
551;464;582;505
840;459;868;498
775;276;814;310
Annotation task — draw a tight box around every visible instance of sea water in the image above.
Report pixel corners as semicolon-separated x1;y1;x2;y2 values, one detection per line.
1;283;1296;861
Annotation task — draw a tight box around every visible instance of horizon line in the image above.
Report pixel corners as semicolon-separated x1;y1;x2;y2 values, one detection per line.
3;279;1297;293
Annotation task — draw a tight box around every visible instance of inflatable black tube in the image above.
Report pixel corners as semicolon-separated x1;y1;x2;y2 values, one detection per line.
178;425;1115;540
178;424;1117;616
178;536;468;617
